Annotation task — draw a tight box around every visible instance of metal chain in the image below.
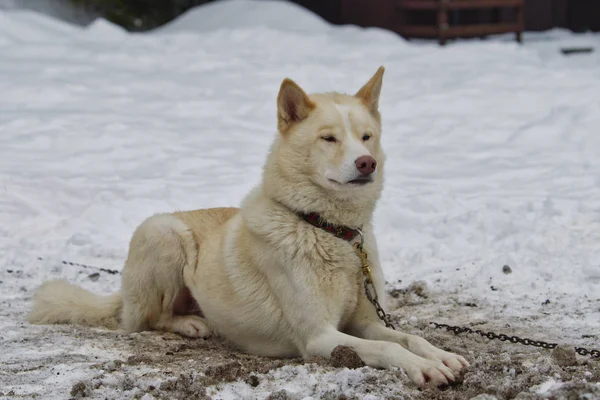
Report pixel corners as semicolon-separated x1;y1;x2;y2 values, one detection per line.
352;234;396;330
37;256;120;275
363;277;396;330
350;231;599;359
431;322;600;359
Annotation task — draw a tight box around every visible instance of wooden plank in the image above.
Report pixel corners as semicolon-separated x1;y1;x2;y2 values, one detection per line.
445;0;523;10
399;25;438;37
400;23;520;37
399;0;523;10
399;0;437;9
446;22;521;36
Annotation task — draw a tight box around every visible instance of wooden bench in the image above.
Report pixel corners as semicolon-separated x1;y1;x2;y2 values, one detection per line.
398;0;525;45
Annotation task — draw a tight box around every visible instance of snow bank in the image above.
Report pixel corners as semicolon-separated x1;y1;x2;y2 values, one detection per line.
152;0;403;45
0;9;80;42
0;0;96;26
83;17;128;40
155;0;332;34
0;0;402;46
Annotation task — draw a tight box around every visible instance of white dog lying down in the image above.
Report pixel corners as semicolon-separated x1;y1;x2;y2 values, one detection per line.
28;67;469;388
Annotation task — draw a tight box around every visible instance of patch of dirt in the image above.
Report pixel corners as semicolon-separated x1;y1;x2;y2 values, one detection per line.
551;345;578;367
330;345;365;369
3;287;599;399
70;381;91;398
390;280;431;303
83;331;302;399
515;382;600;399
266;390;293;400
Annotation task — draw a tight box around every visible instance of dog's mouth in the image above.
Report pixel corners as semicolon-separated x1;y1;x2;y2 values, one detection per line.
328;177;373;186
348;177;373;185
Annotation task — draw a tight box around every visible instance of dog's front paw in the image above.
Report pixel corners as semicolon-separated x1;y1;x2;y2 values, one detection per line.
406;359;456;389
419;346;470;375
435;350;469;374
407;336;469;375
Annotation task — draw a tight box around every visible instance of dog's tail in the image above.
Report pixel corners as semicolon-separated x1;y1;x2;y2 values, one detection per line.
27;279;122;329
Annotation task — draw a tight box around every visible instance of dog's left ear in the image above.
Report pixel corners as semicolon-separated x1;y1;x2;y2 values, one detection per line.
277;78;316;134
355;66;385;114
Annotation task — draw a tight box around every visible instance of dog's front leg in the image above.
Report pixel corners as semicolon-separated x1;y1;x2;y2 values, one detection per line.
345;285;470;375
348;238;469;375
304;327;456;389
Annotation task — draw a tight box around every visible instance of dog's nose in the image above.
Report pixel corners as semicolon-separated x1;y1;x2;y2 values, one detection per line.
355;155;377;175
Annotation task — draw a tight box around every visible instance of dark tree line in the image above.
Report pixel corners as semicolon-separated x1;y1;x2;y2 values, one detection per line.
69;0;215;31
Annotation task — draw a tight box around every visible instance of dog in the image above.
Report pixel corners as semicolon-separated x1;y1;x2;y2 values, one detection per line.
28;67;469;388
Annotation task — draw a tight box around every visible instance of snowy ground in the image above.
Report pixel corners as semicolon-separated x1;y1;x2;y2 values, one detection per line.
1;0;600;399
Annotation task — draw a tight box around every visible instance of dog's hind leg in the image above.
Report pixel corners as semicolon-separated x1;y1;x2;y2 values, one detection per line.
120;213;211;338
153;286;211;338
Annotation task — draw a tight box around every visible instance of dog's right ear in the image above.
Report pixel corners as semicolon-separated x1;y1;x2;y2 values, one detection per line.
355;66;385;114
277;78;315;134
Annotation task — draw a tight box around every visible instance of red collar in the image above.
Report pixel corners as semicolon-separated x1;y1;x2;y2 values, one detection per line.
298;212;361;242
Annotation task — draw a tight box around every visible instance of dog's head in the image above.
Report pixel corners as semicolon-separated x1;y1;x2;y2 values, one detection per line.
268;67;386;206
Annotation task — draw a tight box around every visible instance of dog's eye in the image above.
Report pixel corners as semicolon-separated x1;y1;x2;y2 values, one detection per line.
362;134;371;141
322;136;337;143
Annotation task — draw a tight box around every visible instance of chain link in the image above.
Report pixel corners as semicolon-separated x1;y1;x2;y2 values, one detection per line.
363;277;396;330
353;241;396;330
430;322;600;359
37;256;120;275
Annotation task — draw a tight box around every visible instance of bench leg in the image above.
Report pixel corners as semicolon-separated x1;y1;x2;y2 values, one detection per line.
516;4;524;43
437;4;448;46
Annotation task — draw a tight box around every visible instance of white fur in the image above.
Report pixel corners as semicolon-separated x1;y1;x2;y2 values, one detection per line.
27;67;469;389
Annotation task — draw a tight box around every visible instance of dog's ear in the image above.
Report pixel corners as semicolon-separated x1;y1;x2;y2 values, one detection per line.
355;66;385;114
277;78;315;133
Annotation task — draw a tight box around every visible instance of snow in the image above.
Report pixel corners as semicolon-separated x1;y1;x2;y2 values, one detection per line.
208;365;394;399
1;0;600;398
534;378;564;394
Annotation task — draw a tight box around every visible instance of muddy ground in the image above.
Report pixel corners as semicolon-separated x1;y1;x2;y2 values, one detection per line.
1;282;599;400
